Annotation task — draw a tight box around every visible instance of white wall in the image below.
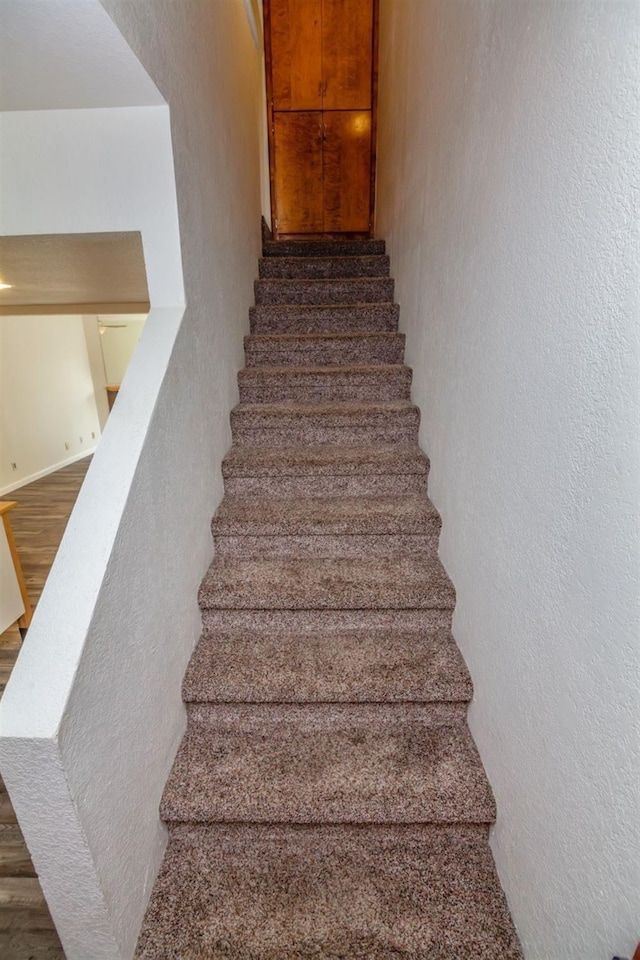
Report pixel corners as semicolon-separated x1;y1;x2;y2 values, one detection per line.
0;2;262;959
83;315;110;430
376;3;639;959
97;315;146;385
0;314;101;493
0;0;164;111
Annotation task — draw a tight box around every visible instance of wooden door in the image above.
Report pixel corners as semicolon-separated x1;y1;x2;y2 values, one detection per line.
323;111;372;232
270;0;323;110
265;0;377;237
322;0;374;110
274;112;324;234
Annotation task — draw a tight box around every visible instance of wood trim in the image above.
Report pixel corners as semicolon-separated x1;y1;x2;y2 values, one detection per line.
263;0;279;239
0;301;150;317
369;0;380;237
633;943;640;960
0;501;33;630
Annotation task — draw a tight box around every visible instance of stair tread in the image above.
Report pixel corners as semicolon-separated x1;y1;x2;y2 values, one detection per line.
245;330;403;344
263;236;386;255
249;302;400;335
232;399;418;417
198;556;455;610
183;626;472;703
256;276;393;286
161;706;494;824
237;365;412;402
222;443;429;477
244;330;405;368
239;362;409;375
212;494;439;536
251;300;395;310
255;277;394;305
136;824;521;959
258;255;391;279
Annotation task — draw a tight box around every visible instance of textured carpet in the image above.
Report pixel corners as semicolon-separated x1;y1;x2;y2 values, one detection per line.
136;237;522;958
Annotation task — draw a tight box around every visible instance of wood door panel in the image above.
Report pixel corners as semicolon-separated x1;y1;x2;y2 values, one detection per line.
270;0;323;110
322;0;373;110
323;110;372;232
274;112;324;234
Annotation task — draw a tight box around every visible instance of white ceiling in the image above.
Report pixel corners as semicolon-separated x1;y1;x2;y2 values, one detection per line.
0;0;164;111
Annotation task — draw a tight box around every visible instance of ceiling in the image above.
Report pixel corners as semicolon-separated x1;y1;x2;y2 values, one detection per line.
0;233;150;314
0;0;164;111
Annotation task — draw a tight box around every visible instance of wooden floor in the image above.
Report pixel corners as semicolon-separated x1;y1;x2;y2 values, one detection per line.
1;457;91;960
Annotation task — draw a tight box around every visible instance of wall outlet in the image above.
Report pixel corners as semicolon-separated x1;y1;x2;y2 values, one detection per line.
65;442;70;450
11;462;17;471
79;436;84;444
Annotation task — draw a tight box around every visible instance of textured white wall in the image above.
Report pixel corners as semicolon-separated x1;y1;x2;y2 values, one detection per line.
0;0;164;110
0;314;101;493
376;3;639;959
0;2;262;956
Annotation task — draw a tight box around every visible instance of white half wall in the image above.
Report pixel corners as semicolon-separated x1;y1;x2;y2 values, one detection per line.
376;3;639;959
0;2;263;959
0;314;101;493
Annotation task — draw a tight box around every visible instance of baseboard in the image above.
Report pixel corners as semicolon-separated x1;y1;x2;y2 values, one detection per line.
0;449;97;497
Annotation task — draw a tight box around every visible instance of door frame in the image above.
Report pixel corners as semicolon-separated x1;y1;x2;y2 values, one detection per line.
263;0;380;240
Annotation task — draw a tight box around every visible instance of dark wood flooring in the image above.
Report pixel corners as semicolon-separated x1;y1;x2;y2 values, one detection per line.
1;457;91;959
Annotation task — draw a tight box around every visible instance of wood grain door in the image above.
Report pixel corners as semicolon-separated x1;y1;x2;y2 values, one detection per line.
323;111;372;232
265;0;378;236
322;0;374;110
274;112;324;234
270;0;323;110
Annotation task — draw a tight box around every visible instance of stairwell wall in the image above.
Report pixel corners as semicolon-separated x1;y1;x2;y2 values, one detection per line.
0;4;263;958
376;3;639;959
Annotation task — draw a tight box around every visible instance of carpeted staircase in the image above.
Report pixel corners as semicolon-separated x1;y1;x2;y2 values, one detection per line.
136;239;522;959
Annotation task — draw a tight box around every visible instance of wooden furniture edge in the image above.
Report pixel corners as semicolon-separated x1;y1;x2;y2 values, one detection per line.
0;500;33;630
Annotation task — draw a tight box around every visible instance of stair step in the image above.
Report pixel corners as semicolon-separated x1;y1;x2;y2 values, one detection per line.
255;277;394;305
161;705;494;824
212;493;439;535
136;824;522;959
249;302;399;335
211;493;440;558
230;400;420;446
198;556;455;611
201;608;454;638
258;254;390;280
244;331;405;367
183;626;472;703
222;442;430;497
263;237;386;258
238;364;411;404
